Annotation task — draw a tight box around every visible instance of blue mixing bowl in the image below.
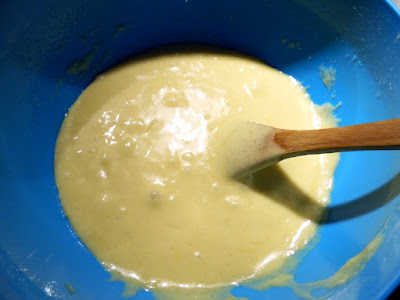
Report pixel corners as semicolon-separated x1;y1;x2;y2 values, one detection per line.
1;0;400;299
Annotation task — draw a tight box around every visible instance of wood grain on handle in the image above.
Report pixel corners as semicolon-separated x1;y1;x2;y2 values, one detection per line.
275;119;400;156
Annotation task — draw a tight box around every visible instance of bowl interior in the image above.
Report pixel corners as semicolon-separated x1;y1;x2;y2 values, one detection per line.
1;0;400;299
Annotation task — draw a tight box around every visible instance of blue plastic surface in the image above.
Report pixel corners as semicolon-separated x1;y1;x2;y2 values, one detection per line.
0;0;399;299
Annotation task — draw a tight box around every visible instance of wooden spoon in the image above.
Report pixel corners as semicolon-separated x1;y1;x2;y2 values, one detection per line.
225;119;400;177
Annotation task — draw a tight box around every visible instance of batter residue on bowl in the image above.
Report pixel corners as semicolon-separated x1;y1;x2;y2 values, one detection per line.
55;46;339;299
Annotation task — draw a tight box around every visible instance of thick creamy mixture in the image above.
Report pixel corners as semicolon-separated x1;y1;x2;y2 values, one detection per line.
55;47;339;297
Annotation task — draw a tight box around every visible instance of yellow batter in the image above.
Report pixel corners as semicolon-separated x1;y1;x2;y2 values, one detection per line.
55;46;339;297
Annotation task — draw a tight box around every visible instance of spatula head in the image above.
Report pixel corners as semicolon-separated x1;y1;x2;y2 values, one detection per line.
222;121;285;177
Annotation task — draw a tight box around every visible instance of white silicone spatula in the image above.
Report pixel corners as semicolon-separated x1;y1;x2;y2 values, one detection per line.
225;119;400;177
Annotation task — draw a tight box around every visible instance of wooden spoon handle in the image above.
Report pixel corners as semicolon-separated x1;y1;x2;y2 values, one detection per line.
275;119;400;156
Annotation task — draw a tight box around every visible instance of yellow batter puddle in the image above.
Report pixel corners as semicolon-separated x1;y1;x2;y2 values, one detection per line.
55;45;341;299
